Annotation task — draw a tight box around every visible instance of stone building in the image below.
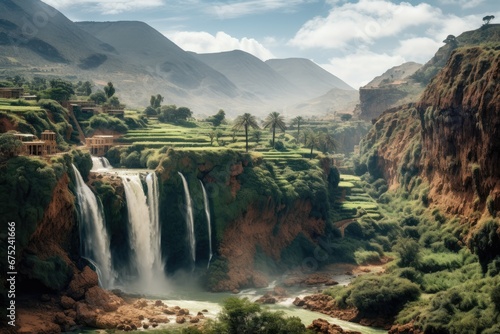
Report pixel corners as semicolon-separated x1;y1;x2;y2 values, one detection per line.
15;130;58;156
0;88;24;99
86;135;114;156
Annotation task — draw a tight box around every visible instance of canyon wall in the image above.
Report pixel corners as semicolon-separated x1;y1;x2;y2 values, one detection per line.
360;44;500;218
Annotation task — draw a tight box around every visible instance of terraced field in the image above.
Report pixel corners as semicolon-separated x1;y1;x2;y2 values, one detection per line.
332;174;382;222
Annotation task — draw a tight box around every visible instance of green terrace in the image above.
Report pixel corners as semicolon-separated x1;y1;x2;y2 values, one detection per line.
332;174;382;222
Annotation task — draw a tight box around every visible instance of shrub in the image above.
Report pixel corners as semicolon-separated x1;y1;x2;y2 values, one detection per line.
394;238;421;268
345;275;421;317
354;250;381;265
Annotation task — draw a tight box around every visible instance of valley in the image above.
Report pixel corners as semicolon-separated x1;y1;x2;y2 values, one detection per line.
0;1;500;334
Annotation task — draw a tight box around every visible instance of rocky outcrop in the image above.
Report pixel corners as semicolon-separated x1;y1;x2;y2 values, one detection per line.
357;86;417;121
361;44;500;217
418;45;500;216
212;200;325;291
308;318;361;334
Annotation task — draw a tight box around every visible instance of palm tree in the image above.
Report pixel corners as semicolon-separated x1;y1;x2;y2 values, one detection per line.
291;116;304;139
319;132;337;153
305;129;319;159
263;112;286;149
233;113;260;152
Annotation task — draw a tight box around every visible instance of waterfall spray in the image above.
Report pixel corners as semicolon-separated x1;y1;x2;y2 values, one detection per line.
200;181;213;269
146;172;163;273
121;174;164;283
91;156;112;171
178;172;196;267
72;164;114;288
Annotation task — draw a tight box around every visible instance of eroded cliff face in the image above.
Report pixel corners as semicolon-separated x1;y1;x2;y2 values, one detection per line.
361;44;500;217
214;200;325;291
418;45;500;216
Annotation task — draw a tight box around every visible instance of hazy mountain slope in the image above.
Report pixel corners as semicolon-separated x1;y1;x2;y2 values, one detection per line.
364;62;422;88
287;88;359;117
0;0;116;69
76;22;239;94
192;50;300;101
265;58;355;97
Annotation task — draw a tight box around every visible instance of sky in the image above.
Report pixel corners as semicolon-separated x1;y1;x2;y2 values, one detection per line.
41;0;499;89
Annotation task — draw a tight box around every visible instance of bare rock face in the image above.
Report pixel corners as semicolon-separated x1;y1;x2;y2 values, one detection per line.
76;302;97;327
60;296;76;310
308;318;362;334
85;286;124;312
67;266;99;300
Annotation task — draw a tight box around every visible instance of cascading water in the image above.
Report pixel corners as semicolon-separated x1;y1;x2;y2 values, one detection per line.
200;181;213;269
72;164;114;288
146;172;163;272
120;174;163;283
91;156;111;171
178;172;196;266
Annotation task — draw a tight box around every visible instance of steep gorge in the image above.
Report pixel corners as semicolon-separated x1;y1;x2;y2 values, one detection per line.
360;43;500;221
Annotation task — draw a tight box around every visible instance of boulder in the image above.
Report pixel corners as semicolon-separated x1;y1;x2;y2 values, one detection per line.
85;286;123;312
67;266;99;300
76;302;97;327
190;316;200;323
60;295;76;309
293;297;305;307
176;316;186;324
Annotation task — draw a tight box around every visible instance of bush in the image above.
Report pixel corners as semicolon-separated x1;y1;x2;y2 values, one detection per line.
394;238;421;268
354;250;381;265
345;275;421;317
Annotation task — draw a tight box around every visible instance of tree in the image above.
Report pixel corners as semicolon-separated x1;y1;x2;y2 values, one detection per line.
319;132;337;153
0;132;23;161
89;90;107;105
76;81;92;96
104;82;115;98
158;105;192;124
443;34;457;45
291;116;304;139
207;109;226;127
263;112;286;149
394;238;421;268
253;130;262;145
208;131;217;146
45;79;74;101
233;113;260;152
305;130;319;159
340;113;353;121
107;96;120;107
150;94;164;109
483;15;495;25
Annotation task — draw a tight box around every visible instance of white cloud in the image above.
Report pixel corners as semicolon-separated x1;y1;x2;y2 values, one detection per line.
210;0;309;19
42;0;164;14
321;50;406;89
290;0;440;49
166;31;275;60
394;37;442;64
439;0;485;9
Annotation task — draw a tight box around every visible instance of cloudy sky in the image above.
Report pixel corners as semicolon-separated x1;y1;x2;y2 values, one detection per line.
42;0;498;88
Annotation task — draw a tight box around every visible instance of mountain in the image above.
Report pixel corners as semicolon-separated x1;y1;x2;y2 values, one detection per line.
266;58;355;96
0;0;356;117
191;50;300;102
357;24;500;120
287;88;359;117
363;62;422;88
0;0;118;68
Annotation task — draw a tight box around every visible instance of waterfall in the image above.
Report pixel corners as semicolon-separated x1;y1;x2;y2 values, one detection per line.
178;172;196;266
200;181;213;269
91;156;111;171
120;174;163;283
146;172;163;273
72;164;114;288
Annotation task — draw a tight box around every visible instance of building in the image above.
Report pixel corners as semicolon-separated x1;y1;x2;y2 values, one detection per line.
15;130;58;156
86;135;114;156
0;88;24;99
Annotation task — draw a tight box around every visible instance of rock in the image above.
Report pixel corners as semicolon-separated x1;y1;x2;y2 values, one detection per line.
133;298;148;309
64;309;76;319
197;312;205;318
176;316;186;324
273;286;288;297
150;315;170;324
85;286;123;312
163;307;176;315
177;308;189;316
67;266;99;300
60;295;76;309
231;289;240;294
143;323;150;329
76;302;97;327
155;300;164;307
151;322;158;328
138;314;144;320
202;309;208;313
325;280;339;286
256;293;276;304
293;297;305;307
190;316;200;323
307;318;361;334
